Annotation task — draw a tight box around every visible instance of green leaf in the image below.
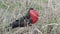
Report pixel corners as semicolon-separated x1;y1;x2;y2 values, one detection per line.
49;17;57;23
42;0;48;2
8;2;21;11
0;2;8;9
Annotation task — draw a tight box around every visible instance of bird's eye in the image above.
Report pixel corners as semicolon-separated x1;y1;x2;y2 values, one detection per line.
16;20;19;22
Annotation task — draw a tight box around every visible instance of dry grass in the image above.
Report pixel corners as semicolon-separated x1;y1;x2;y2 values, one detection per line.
0;0;60;34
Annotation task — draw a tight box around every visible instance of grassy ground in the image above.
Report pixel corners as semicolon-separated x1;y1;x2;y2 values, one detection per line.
0;0;60;34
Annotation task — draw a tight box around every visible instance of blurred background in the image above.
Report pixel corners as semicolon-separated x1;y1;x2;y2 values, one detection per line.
0;0;60;34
